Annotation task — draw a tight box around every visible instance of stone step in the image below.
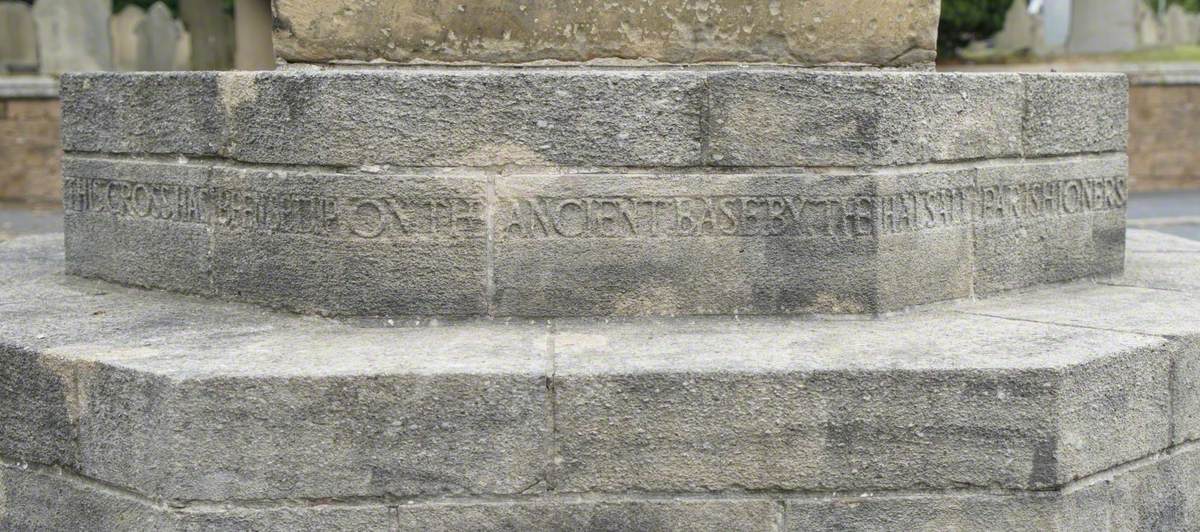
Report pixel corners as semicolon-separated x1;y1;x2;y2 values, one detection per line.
2;229;1199;529
57;70;1130;318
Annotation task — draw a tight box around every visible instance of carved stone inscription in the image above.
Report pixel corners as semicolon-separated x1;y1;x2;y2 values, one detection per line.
498;177;1127;240
63;174;1126;240
62;177;486;238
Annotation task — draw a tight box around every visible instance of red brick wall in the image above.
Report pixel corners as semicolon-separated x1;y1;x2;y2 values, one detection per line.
1129;84;1200;192
0;97;62;204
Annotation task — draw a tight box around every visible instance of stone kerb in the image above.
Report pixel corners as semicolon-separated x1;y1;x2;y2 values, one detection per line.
59;70;1129;317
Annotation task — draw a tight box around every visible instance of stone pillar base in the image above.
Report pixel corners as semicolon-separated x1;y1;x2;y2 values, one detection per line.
59;70;1130;317
1;229;1199;530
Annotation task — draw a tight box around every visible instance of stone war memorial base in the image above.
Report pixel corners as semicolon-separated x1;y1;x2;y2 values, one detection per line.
1;229;1199;530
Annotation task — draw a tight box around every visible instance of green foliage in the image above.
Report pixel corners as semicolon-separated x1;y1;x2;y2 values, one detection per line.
939;0;1014;58
1147;0;1200;13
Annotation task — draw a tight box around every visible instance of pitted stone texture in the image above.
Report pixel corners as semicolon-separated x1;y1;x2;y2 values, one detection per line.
208;166;490;316
1;234;1198;506
551;315;1169;493
4;441;1200;531
971;156;1128;295
1023;73;1130;157
786;446;1200;531
0;464;397;531
61;71;1128;170
59;155;1128;317
394;499;780;531
60;73;225;156
707;71;1024;167
223;70;704;168
271;0;939;68
63;157;214;296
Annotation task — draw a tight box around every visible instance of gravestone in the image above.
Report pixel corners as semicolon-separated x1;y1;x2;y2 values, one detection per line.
1066;0;1138;54
234;0;273;70
135;2;183;71
179;0;233;70
31;0;113;73
109;4;144;71
0;1;38;73
1042;0;1073;48
13;0;1198;529
992;0;1044;53
1165;4;1200;45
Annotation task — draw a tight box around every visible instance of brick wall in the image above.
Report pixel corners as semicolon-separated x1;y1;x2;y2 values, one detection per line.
1129;82;1200;191
0;96;61;204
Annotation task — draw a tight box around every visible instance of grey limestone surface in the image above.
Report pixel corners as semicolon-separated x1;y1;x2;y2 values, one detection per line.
0;230;1196;528
58;154;1129;317
1022;73;1130;157
59;70;1128;168
0;231;1198;520
56;69;1132;318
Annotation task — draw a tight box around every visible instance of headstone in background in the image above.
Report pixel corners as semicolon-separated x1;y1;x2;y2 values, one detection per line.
174;28;191;70
179;0;233;70
1137;1;1164;48
1042;0;1073;48
992;0;1045;53
32;0;113;73
0;1;38;73
1164;4;1200;46
136;2;182;70
110;4;144;71
1066;0;1138;54
235;0;273;69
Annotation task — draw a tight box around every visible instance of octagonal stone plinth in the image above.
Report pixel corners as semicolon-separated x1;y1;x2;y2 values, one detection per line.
2;230;1200;530
59;70;1128;318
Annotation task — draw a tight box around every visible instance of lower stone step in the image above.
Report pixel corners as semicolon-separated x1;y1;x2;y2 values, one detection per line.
1;229;1199;530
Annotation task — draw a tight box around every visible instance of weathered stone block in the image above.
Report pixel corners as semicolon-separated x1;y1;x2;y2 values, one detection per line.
492;172;881;316
550;314;1169;493
56;70;1130;317
1023;73;1129;156
60;72;225;155
395;499;780;531
706;71;1023;166
0;464;397;531
62;157;213;295
1;234;1198;514
0;346;79;468
223;70;704;168
208;166;489;316
272;0;940;68
971;157;1128;295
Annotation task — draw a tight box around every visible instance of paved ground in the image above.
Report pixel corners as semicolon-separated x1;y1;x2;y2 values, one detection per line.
0;202;61;242
1;191;1197;242
1127;189;1200;241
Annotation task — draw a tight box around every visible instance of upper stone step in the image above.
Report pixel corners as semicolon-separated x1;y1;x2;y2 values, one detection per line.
58;70;1129;318
271;0;941;68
